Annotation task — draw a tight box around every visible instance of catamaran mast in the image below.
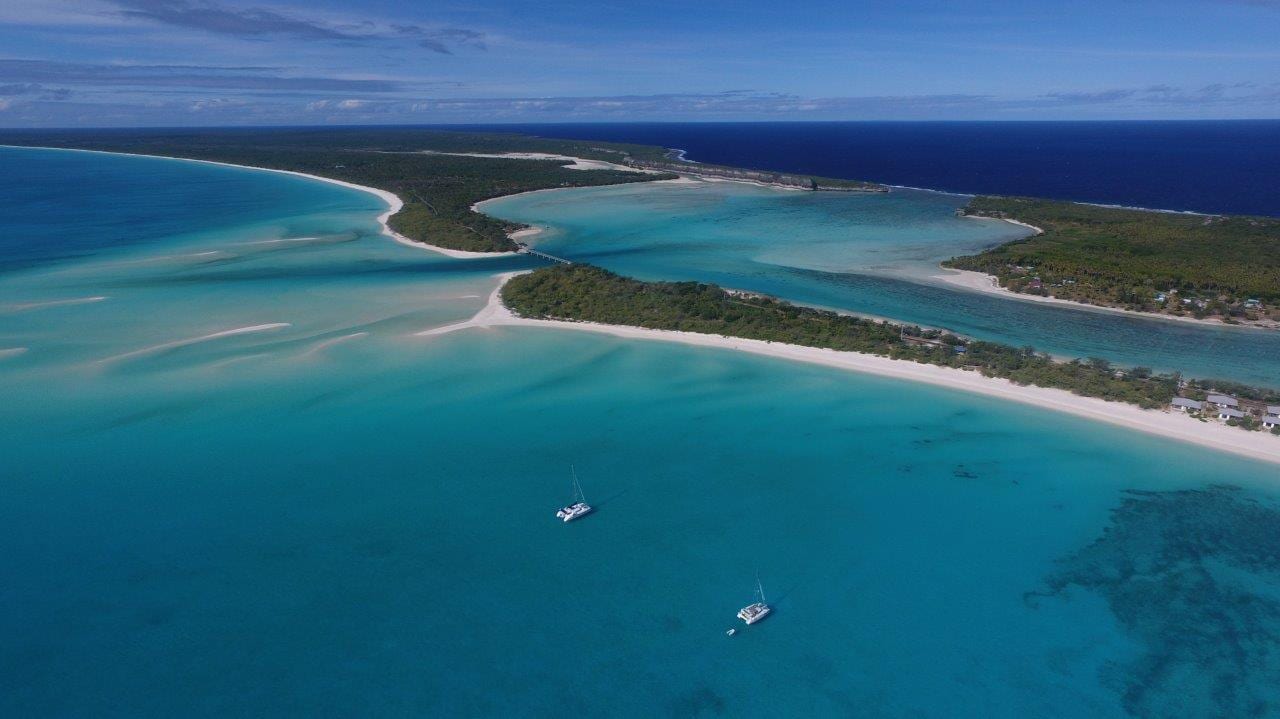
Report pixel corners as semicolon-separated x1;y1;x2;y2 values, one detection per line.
571;464;584;503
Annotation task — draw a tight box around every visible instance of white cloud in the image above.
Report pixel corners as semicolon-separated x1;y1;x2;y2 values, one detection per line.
189;97;245;111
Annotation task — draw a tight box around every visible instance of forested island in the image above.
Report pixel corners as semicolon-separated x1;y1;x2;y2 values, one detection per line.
0;127;883;252
0;128;678;253
503;264;1280;433
944;196;1280;327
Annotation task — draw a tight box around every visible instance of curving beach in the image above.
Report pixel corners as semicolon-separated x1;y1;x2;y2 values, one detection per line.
0;145;514;260
420;271;1280;467
228;153;1279;468
22;147;1275;466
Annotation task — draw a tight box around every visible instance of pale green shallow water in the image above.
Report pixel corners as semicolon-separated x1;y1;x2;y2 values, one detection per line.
2;149;1279;718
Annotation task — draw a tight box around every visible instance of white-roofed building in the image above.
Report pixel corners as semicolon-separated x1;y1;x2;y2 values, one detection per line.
1218;407;1245;421
1206;394;1239;409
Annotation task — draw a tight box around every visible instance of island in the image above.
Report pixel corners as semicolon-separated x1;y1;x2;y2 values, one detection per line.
0;127;885;254
943;196;1280;328
499;264;1280;438
6;127;1276;451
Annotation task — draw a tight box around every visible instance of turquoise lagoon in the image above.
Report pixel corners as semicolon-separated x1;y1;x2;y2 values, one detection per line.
482;180;1280;386
2;148;1279;717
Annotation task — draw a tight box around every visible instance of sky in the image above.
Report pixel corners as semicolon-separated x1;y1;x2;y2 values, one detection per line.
1;0;1278;127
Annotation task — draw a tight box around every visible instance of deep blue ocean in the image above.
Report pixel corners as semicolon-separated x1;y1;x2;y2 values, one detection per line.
461;121;1280;216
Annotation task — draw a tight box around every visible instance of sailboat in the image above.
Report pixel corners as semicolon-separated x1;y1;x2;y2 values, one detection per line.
555;465;593;522
737;576;772;625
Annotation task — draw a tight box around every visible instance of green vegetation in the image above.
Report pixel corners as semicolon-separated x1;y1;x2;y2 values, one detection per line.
1183;377;1280;404
0;127;676;252
0;126;886;252
943;196;1280;324
503;264;1222;410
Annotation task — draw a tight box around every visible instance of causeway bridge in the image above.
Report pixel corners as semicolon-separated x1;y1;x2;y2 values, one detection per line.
515;243;573;265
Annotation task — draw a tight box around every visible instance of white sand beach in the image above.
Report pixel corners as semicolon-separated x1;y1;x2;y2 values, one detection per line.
419;272;1280;467
21;147;1276;464
420;150;664;174
0;145;515;261
930;266;1279;330
939;215;1278;330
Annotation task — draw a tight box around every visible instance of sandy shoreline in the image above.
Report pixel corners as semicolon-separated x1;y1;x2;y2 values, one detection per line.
963;214;1044;236
418;273;1280;467
421;150;663;174
15;145;1276;463
931;266;1278;332
0;145;514;260
945;215;1277;331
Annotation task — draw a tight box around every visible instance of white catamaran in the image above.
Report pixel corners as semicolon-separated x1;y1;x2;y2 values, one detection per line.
737;576;772;625
555;466;593;522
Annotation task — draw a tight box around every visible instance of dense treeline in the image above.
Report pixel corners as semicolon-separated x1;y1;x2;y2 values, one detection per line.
501;264;1226;410
944;196;1280;323
0;127;674;252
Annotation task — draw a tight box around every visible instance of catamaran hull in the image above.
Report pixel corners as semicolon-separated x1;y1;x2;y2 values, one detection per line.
556;503;593;522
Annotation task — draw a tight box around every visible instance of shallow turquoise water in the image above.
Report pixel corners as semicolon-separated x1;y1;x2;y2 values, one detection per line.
2;149;1279;717
483;181;1280;386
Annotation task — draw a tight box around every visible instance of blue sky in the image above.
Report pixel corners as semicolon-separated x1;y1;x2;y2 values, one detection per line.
1;0;1278;126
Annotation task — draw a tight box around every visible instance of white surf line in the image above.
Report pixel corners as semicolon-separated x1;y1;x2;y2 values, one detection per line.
0;347;28;359
419;273;1280;467
1;145;513;261
1;296;108;313
299;331;369;357
97;323;291;364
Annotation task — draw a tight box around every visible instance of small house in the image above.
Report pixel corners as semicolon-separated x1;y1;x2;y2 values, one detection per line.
1206;394;1239;409
1218;407;1245;421
1170;397;1202;412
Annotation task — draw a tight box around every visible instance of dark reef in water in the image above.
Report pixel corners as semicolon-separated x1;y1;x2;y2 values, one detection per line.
1032;485;1280;717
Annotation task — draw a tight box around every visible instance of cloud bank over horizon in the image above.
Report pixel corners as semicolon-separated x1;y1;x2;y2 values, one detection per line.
1;0;1278;126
